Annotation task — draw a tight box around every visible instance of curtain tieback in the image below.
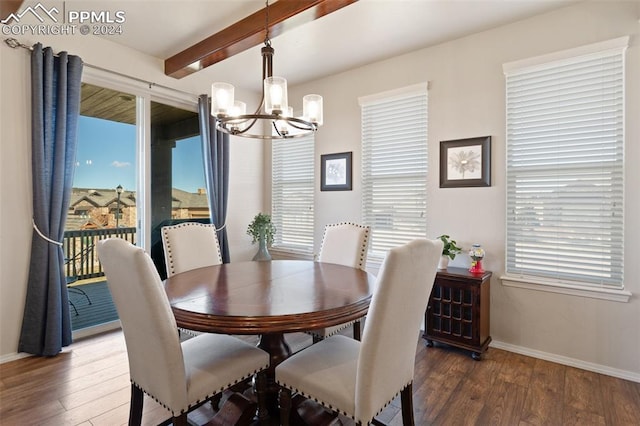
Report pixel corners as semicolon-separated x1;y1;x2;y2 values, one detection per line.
216;223;227;232
32;218;63;246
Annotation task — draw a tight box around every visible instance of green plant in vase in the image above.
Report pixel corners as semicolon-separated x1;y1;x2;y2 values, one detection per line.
247;213;276;261
437;234;461;269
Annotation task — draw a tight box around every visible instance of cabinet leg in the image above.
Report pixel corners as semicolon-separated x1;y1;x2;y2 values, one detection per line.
425;339;434;347
471;352;482;361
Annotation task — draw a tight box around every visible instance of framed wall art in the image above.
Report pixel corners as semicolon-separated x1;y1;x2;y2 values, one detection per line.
439;136;491;188
320;151;352;191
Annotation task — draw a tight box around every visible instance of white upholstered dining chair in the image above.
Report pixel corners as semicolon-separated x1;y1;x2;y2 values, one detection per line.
161;222;223;278
97;238;270;426
317;222;370;269
308;222;371;342
276;238;443;426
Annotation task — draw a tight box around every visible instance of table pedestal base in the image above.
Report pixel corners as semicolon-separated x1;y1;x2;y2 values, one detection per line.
207;392;257;425
205;333;342;425
257;332;291;416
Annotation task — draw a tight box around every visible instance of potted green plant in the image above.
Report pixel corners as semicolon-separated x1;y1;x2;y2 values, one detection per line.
247;213;276;261
437;234;461;269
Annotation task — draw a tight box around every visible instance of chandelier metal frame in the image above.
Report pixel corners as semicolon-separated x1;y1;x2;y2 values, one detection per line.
213;2;322;140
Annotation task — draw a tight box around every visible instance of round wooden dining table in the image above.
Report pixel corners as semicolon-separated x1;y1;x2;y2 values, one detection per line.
163;259;376;415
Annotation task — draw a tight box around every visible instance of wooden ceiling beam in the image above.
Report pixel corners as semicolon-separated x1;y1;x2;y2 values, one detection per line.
165;0;358;79
1;1;23;20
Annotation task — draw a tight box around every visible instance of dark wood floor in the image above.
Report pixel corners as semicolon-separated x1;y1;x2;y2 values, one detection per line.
1;328;639;425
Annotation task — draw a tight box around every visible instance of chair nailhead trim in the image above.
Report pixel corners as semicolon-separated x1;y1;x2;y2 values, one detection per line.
320;222;371;270
307;320;356;338
275;379;412;425
162;223;223;276
132;363;268;417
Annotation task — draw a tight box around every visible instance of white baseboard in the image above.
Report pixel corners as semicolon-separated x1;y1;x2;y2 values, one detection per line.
0;321;122;365
72;320;121;340
0;351;32;364
490;340;640;383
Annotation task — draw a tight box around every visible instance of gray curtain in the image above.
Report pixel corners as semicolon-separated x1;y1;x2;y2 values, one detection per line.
18;44;83;356
198;94;230;262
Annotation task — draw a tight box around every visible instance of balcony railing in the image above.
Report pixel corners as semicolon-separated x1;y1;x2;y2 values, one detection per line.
63;228;136;281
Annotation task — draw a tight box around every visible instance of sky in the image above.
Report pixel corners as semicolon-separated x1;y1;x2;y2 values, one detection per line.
74;116;206;193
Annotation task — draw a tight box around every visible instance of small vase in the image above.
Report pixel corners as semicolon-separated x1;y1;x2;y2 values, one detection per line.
252;235;272;261
438;256;450;270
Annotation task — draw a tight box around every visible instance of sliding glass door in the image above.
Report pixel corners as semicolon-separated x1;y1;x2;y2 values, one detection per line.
148;100;207;279
66;81;204;334
65;83;137;332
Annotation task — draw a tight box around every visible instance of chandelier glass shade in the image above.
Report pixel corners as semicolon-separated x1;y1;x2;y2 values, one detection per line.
211;8;323;140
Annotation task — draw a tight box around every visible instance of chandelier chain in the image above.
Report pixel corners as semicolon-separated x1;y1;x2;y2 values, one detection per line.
264;0;270;44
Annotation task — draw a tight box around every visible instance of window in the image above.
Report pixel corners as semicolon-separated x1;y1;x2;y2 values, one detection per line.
271;134;315;254
359;83;428;263
150;101;207;227
503;37;627;297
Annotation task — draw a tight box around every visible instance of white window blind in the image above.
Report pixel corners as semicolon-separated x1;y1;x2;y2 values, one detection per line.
504;38;626;288
271;134;314;254
360;85;428;261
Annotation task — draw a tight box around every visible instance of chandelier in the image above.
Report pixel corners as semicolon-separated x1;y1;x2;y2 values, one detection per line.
210;1;323;139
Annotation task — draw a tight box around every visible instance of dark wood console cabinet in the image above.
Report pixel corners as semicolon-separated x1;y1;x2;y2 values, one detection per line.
423;267;492;360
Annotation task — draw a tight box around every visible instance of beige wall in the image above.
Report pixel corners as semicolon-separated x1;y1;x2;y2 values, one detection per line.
286;0;639;379
1;0;638;380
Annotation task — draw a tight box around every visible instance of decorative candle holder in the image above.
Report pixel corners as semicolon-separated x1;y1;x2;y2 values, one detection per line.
469;244;485;274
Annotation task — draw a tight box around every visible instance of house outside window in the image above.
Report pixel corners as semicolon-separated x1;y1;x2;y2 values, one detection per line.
271;134;315;255
359;83;428;265
503;37;629;301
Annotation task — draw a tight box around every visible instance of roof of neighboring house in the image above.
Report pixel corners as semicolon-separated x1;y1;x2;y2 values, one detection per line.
69;188;136;208
69;187;208;209
171;188;209;209
65;215;107;230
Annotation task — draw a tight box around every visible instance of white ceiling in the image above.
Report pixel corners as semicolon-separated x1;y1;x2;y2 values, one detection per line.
93;0;579;90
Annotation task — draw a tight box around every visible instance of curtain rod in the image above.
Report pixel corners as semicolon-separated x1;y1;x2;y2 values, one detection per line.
4;37;198;99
